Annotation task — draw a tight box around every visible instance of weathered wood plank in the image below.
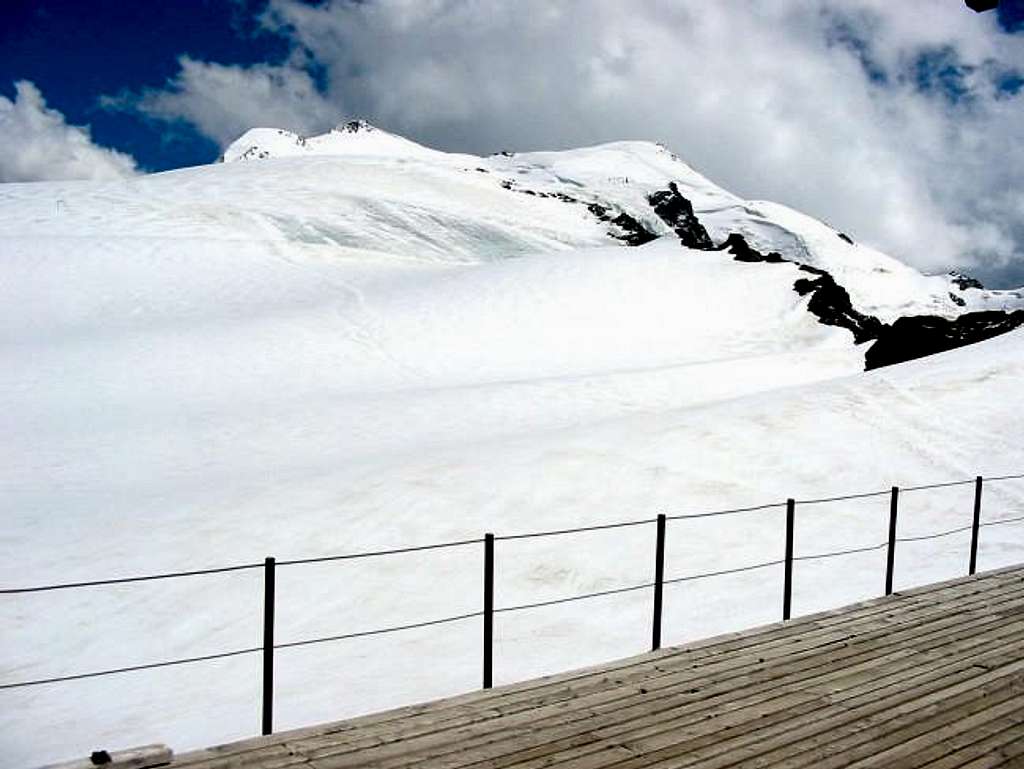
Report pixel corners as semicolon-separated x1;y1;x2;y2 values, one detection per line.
289;607;1024;767
951;734;1024;769
287;584;1024;764
300;615;1024;769
42;745;173;769
483;645;1024;769
178;567;1022;764
168;566;1024;769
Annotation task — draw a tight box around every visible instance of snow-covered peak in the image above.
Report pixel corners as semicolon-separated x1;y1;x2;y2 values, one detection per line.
333;119;377;134
222;119;445;163
220;127;307;162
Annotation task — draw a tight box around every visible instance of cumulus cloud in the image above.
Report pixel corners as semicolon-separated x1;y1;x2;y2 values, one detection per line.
103;55;339;148
0;81;138;182
112;0;1024;283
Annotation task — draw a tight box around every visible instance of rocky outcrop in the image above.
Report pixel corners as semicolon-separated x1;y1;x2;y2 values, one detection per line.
643;190;1024;369
610;212;659;246
949;272;984;291
499;182;657;246
647;183;714;250
336;119;375;134
794;271;1024;369
864;311;1024;370
715;233;786;263
793;267;885;344
587;203;659;246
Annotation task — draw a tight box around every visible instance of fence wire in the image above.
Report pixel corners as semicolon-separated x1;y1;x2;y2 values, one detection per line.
0;561;264;595
496;518;654;542
0;610;484;690
665;559;785;584
793;542;888;562
981;514;1024;528
2;472;1021;693
495;582;655;613
277;537;482;567
796;490;891;506
0;646;262;690
274;611;483;650
666;502;785;521
5;472;1021;595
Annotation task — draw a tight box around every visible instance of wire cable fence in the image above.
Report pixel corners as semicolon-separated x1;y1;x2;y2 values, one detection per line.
2;471;1023;736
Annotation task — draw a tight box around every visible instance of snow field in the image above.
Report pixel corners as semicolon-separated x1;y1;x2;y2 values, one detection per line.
2;131;1023;766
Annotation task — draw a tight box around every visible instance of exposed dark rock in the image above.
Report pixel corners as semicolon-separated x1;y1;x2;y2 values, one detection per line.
794;264;1024;369
949;272;984;291
637;186;1024;369
838;232;854;245
716;233;786;263
587;203;658;246
949;292;966;307
798;264;828;276
865;311;1024;370
610;212;659;246
647;183;714;250
499;187;655;246
338;120;374;134
495;173;1024;371
793;273;885;344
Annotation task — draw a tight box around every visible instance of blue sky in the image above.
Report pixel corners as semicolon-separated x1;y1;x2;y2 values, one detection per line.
1;0;1023;285
0;0;290;170
2;0;1021;172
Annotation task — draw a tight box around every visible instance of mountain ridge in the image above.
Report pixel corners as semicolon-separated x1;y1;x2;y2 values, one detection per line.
221;120;1024;368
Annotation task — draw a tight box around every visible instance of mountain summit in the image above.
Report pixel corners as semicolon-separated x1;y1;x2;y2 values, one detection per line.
221;119;444;162
217;121;1024;368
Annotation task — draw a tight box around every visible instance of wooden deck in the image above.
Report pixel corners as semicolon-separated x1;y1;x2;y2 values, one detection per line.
172;566;1024;769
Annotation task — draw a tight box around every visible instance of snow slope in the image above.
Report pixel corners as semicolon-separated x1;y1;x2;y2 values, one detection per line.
1;125;1023;767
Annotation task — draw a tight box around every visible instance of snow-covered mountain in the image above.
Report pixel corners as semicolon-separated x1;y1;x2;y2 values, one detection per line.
2;120;1023;767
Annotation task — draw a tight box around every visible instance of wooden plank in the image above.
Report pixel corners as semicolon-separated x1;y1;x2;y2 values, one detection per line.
489;618;1024;769
838;694;1024;769
309;618;1024;769
42;745;173;769
952;734;1024;769
167;567;1024;769
288;583;1024;761
280;604;1024;767
214;597;1024;769
176;567;1023;765
556;657;1024;769
482;644;1024;769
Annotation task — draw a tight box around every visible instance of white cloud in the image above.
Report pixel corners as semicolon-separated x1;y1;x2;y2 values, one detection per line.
110;0;1024;283
104;55;339;149
0;81;138;183
264;0;1024;282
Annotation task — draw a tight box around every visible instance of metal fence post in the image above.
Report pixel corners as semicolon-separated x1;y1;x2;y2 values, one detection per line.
783;500;795;621
970;476;983;576
885;486;899;595
261;556;276;736
483;533;494;689
652;514;666;651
